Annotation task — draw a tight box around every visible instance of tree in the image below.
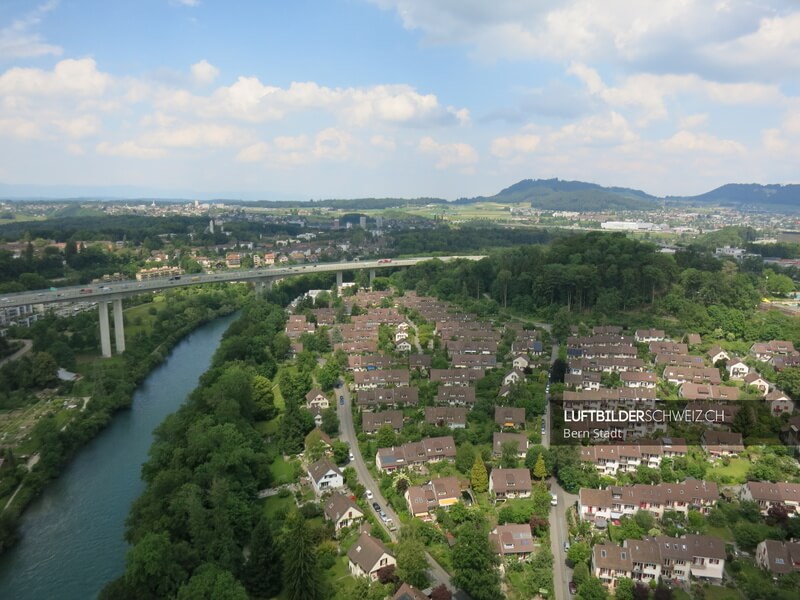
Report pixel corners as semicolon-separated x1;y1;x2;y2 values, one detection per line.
470;456;488;493
533;453;548;480
124;532;187;599
455;442;475;474
732;404;755;435
613;578;635;600
31;351;58;388
653;584;673;600
451;520;501;600
572;562;590;586
321;407;340;436
252;375;276;421
500;440;520;468
632;582;651;600
176;564;249;600
242;517;282;598
396;536;430;589
317;361;340;391
282;512;324;600
567;541;591;566
576;576;608;600
375;424;396;448
777;368;800;399
430;584;452;600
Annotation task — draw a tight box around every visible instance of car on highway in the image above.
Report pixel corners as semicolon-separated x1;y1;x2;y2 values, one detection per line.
1;298;9;302
365;490;374;500
569;581;577;595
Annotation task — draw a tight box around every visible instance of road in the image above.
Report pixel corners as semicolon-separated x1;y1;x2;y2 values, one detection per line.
0;255;487;309
0;338;32;367
540;331;575;600
336;383;470;599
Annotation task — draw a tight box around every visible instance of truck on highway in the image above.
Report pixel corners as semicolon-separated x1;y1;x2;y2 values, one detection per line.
79;288;93;294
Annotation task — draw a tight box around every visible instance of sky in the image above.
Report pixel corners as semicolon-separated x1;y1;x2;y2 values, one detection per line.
0;0;799;200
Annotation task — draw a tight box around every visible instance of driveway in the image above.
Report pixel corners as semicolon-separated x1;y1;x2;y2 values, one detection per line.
0;339;32;367
336;384;470;599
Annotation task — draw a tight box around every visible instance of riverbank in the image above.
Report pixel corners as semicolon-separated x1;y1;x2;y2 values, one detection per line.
0;284;249;555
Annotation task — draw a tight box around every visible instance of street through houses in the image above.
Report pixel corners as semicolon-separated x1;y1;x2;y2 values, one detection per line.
336;380;471;599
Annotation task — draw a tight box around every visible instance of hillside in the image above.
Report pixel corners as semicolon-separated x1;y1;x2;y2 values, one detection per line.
673;183;800;212
455;178;659;211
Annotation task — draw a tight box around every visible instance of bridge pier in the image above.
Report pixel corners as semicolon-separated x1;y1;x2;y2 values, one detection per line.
336;271;343;289
99;301;112;358
369;269;376;287
113;298;125;353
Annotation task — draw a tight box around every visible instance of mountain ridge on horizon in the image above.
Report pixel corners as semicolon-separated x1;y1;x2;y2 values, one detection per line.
2;178;799;212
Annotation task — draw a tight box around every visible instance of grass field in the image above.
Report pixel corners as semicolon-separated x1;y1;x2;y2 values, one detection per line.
261;493;296;521
269;456;300;485
707;457;751;483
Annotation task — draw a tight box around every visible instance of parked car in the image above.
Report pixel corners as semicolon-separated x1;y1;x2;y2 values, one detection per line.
564;541;570;552
551;493;558;506
569;581;577;595
372;502;381;512
348;452;354;461
365;490;374;500
339;396;345;405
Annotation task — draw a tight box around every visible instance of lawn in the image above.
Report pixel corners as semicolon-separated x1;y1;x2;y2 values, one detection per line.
702;586;744;600
123;299;165;339
269;456;300;485
261;493;296;521
706;525;735;543
707;457;751;483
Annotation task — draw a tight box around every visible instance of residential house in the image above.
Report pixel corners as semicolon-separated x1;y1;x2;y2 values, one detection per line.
656;354;705;367
635;329;665;343
503;368;525;386
424;407;468;429
684;333;702;346
404;476;462;519
307;459;344;496
348;532;396;580
353;369;410;389
492;432;529;457
225;252;241;268
362;410;404;434
324;494;364;534
756;540;800;576
701;430;744;458
649;341;688;355
621;371;657;389
356;387;419;408
766;389;794;414
489;468;533;499
726;359;750;380
743;372;770;395
392;583;429;600
436;386;476;407
286;314;315;339
740;481;800;516
305;389;330;410
512;354;531;370
663;366;721;385
395;340;413;352
451;353;497;369
707;346;730;365
750;340;798;363
409;354;431;370
376;436;457;472
495;406;525;429
679;383;740;402
564;371;602;390
431;369;485;386
490;524;535;560
780;416;800;446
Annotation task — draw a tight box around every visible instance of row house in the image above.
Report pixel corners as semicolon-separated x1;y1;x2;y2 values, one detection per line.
490;524;535;560
565;371;602;390
579;344;638;360
353;369;410;389
662;366;721;385
563;388;658;410
655;353;705;367
362;410;404;434
635;329;666;343
649;341;688;355
445;339;498;355
592;535;725;589
581;439;688;475
750;340;798;363
334;340;378;353
436;386;476;407
286;314;315;339
348;354;395;371
568;334;634;347
492;432;529;458
409;354;431;370
773;355;800;371
569;357;646;374
451;353;497;369
685;402;738;427
424;407;468;429
700;430;744;457
514;339;544;356
311;308;337;326
578;479;719;525
356;387;419;408
495;406;525;429
348;532;396;580
431;368;485;386
404;476;462;519
593;325;624;335
740;481;800;516
621;371;657;389
679;383;740;402
489;468;533;499
756;540;800;576
376;436;457;472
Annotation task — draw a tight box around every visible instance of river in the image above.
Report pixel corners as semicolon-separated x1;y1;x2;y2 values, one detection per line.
0;312;237;600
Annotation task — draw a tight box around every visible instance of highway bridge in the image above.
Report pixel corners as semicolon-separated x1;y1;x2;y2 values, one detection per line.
1;255;485;357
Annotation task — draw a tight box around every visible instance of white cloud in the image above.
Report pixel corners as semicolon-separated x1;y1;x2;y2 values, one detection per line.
0;59;111;97
313;128;353;160
191;60;219;85
679;113;708;129
370;135;396;150
662;130;745;155
54;115;101;138
417;136;478;169
142;123;250;148
236;142;269;163
0;1;62;59
96;141;166;159
490;132;540;158
173;0;201;6
0;117;42;139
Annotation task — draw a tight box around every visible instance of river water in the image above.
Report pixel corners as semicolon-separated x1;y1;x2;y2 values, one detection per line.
0;312;237;600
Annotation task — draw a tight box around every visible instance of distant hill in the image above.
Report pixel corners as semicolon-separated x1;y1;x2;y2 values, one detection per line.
672;183;800;212
455;178;659;211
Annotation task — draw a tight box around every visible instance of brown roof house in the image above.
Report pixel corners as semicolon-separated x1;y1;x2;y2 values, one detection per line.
348;531;396;580
495;406;525;429
490;524;535;560
305;389;330;410
756;540;800;576
404;476;462;519
307;459;344;496
324;494;364;535
701;430;744;458
362;410;404;434
489;468;532;499
424;406;468;429
492;432;529;457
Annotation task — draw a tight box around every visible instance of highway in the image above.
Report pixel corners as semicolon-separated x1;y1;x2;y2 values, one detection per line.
336;384;470;599
0;256;485;309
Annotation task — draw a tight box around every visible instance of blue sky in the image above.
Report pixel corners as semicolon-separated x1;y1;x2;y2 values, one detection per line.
0;0;799;200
